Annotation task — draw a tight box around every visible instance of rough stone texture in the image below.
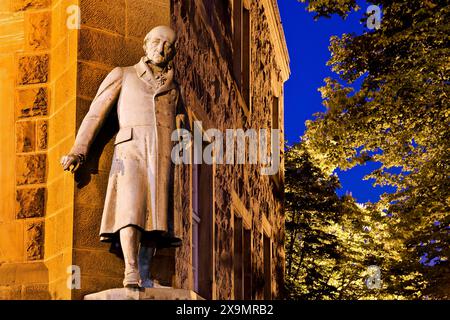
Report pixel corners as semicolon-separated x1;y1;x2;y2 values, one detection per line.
78;28;143;67
16;154;47;185
150;248;176;287
22;284;51;300
17;54;49;85
73;206;106;249
36;120;48;150
75;171;110;209
0;262;49;290
0;0;53;300
26;11;51;50
16;121;35;152
26;221;45;260
77;62;110;99
71;275;123;300
0;286;22;300
73;248;125;279
80;0;126;35
172;0;286;299
21;284;51;300
127;0;170;39
40;0;79;299
16;87;49;118
12;0;51;12
0;222;25;262
53;67;77;119
173;155;191;289
16;187;46;219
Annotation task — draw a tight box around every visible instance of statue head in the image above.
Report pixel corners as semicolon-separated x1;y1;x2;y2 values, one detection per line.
143;25;177;67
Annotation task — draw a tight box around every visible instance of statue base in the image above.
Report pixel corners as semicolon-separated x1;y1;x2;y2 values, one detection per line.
84;288;204;300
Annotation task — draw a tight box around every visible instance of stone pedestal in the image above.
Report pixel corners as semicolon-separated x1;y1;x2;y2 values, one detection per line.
84;288;204;300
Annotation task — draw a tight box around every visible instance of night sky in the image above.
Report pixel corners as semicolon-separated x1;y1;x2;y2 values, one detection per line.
278;0;396;203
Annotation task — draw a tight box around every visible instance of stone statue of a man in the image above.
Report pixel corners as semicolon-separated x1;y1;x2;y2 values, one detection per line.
61;25;183;288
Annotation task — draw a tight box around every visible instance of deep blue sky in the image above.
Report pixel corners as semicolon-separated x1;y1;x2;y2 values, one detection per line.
278;1;395;203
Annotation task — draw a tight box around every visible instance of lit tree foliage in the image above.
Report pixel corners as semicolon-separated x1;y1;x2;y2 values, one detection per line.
283;144;418;299
285;143;429;299
297;0;359;19
298;0;449;298
285;143;342;299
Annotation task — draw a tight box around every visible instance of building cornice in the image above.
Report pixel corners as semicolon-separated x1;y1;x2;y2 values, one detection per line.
261;0;290;82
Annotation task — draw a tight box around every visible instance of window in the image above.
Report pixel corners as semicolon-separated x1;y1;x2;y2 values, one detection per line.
192;163;201;293
262;214;273;299
242;7;251;108
272;96;279;130
263;234;272;299
191;137;214;299
271;95;281;188
233;215;244;299
233;0;251;110
232;0;242;89
232;191;253;300
243;229;252;299
233;214;252;300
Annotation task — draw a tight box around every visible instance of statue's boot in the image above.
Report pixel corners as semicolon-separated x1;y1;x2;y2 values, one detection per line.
123;266;140;288
120;227;140;288
138;245;156;288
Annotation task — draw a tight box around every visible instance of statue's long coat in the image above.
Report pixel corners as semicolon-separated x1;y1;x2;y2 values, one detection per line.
71;57;183;242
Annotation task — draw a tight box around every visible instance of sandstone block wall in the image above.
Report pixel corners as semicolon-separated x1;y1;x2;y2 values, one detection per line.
71;0;173;299
0;0;78;300
0;0;288;300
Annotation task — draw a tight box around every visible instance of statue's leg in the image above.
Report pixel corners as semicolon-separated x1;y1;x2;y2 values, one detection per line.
138;245;156;288
120;226;141;288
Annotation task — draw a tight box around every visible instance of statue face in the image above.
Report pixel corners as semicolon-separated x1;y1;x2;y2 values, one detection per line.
144;26;176;67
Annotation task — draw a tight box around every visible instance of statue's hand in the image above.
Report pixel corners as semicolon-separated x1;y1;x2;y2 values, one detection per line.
60;153;85;173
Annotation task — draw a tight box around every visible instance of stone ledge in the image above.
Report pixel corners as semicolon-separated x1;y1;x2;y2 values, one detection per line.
84;288;204;300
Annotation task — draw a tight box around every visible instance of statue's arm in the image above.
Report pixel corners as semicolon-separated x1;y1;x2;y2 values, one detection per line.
61;67;123;172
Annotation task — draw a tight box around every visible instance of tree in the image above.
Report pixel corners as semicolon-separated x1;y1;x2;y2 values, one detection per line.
285;143;428;299
298;0;359;19
284;143;410;299
300;0;449;298
285;143;342;299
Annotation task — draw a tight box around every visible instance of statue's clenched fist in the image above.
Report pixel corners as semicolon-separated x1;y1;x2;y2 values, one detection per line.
60;153;85;173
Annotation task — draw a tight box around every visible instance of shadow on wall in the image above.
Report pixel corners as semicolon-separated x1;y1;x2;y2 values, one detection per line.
74;107;119;188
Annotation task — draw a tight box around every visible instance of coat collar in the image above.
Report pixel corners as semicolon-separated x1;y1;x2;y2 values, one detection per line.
135;57;176;96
